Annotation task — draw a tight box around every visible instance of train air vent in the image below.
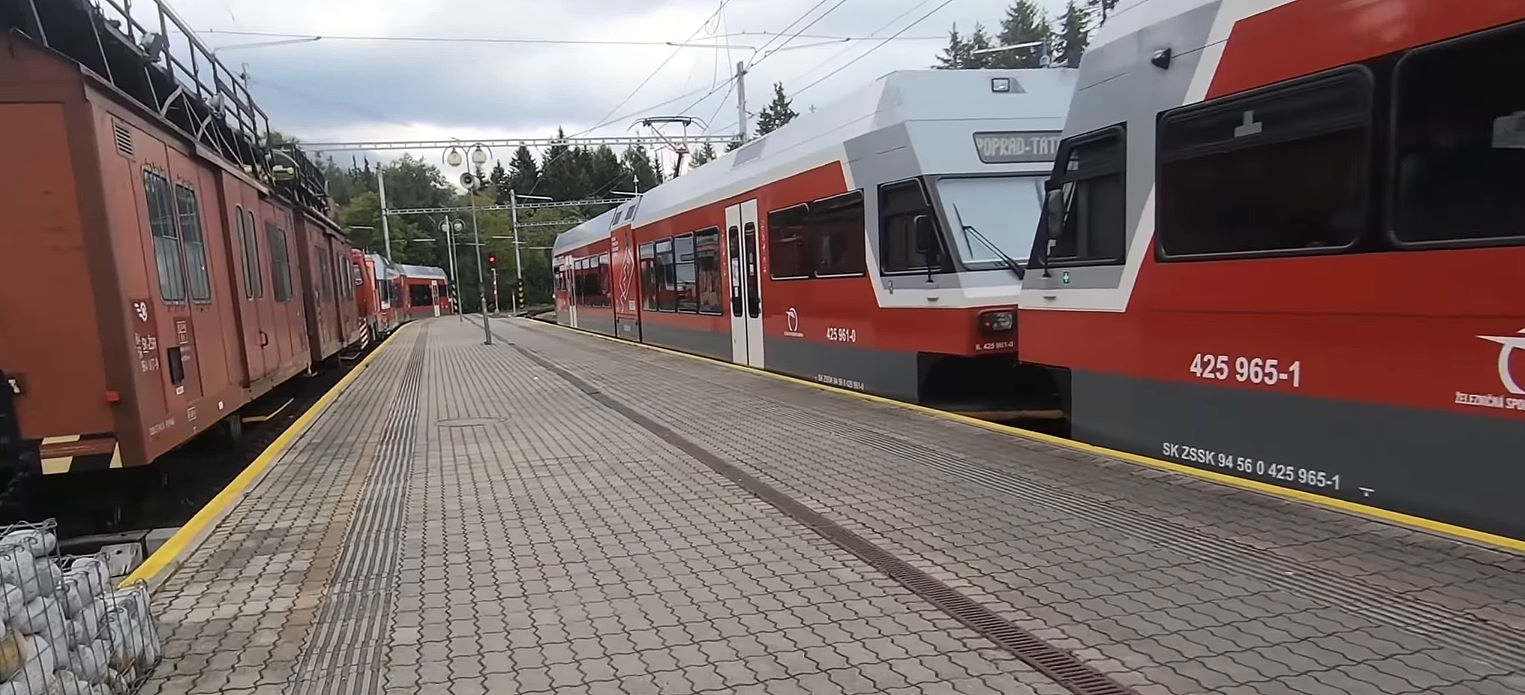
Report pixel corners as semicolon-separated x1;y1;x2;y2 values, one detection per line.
113;122;134;158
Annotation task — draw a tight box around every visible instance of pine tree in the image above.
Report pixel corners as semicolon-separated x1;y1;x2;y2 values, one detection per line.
489;161;511;204
754;83;798;137
726;139;743;152
507;146;539;193
966;23;996;68
587;146;625;196
1055;1;1091;69
689;143;717;168
1086;0;1119;25
622;145;659;192
651;151;666;184
993;1;1053;69
934;24;970;69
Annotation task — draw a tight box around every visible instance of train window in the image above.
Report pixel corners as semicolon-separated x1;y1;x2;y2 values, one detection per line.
144;170;186;303
1391;22;1525;246
1157;69;1371;259
267;224;293;302
673;234;698;313
655;238;677;311
879;179;945;273
1040;126;1127;266
694;229;723;315
409;284;433;307
173;185;212;302
599;253;612;307
767;205;811;279
810;191;866;277
243;210;263;299
320;249;335;300
639;243;658;311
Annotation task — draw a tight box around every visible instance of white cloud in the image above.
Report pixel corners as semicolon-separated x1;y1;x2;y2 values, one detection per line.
165;0;1073;160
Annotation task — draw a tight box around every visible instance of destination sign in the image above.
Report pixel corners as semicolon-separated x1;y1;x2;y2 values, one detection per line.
973;131;1062;163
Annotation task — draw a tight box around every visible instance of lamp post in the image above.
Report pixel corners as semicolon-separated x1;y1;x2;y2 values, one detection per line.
445;143;494;345
507;190;552;316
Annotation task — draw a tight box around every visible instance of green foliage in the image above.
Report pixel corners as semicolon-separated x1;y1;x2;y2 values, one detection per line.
689;142;718;168
754;82;797;137
622;145;660;192
934;22;999;69
994;1;1053;68
1056;1;1091;68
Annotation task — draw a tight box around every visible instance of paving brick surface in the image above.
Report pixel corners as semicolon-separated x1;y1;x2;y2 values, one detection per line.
140;320;1075;695
496;319;1525;695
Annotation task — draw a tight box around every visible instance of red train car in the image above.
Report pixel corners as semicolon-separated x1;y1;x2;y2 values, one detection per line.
0;0;366;488
396;265;452;320
556;69;1075;412
1019;0;1525;539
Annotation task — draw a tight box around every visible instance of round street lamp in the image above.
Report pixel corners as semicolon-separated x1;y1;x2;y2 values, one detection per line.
444;143;495;344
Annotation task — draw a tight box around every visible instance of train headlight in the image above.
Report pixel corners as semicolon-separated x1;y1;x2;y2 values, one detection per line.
979;310;1015;333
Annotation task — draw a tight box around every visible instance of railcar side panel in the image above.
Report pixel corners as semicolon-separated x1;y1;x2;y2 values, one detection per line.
0;102;115;444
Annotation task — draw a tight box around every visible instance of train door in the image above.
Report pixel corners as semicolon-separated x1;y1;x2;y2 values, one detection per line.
725;200;764;368
567;261;580;328
431;281;441;317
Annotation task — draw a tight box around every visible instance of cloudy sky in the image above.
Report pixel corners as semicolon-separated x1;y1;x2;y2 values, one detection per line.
154;0;1071;163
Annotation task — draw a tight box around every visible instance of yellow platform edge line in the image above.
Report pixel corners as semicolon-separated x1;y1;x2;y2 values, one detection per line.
121;326;410;589
523;318;1525;555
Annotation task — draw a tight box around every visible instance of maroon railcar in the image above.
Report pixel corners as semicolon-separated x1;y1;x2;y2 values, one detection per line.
0;0;367;487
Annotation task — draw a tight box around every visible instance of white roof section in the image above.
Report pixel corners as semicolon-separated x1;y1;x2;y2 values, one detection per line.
555;68;1077;255
553;206;624;256
397;264;449;281
634;68;1076;226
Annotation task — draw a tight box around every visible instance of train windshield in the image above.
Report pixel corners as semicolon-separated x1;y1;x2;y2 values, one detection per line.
935;175;1045;266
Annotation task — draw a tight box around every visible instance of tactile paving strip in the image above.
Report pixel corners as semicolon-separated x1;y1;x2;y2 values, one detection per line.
290;329;428;695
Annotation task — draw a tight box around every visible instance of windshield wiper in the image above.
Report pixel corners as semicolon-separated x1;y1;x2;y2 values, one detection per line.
950;203;1025;281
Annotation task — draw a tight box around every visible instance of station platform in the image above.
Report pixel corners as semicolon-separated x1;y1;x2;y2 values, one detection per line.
140;318;1525;695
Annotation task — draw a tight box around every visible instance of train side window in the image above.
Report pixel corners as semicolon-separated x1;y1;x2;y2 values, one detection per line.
1156;69;1372;259
879;179;945;273
267;224;292;302
638;243;658;311
673;234;698;313
144;170;186;302
1391;22;1525;246
173;185;212;302
599;253;612;307
694;229;723;315
409;283;432;306
243;210;263;299
810;191;866;277
655;239;677;311
1037;126;1127;266
767;204;811;279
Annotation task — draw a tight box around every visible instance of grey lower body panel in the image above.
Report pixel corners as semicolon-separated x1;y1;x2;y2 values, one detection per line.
1070;370;1525;540
639;322;730;361
574;314;617;337
763;338;921;403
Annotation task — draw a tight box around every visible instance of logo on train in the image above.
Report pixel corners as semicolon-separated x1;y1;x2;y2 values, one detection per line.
1456;328;1525;412
617;242;636;309
784;307;804;338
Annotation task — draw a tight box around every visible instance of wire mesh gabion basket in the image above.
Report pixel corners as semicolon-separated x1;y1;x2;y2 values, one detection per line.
0;520;163;695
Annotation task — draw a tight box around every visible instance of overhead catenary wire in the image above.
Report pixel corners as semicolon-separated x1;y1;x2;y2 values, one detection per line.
783;0;938;93
792;0;957;99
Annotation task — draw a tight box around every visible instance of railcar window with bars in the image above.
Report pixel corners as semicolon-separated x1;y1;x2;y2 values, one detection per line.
1391;21;1525;246
144;170;186;302
1157;68;1372;259
267;223;293;302
1039;126;1127;265
237;207;263;299
174;184;212;302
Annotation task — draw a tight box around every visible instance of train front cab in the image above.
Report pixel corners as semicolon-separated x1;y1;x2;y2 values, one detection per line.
1019;1;1525;539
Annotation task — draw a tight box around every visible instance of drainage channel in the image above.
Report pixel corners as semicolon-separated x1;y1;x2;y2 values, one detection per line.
498;334;1138;695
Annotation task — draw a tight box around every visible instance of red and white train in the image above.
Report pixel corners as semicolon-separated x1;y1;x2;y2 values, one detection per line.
1020;0;1525;539
555;68;1076;413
